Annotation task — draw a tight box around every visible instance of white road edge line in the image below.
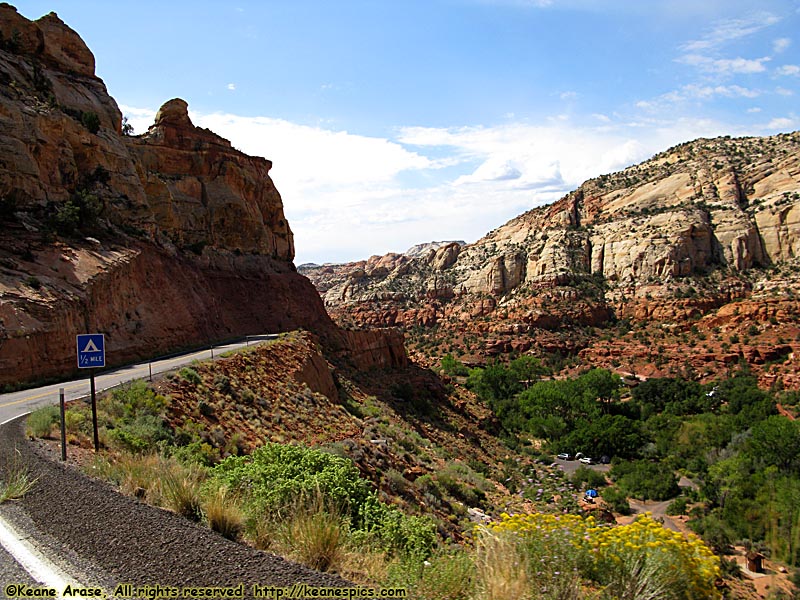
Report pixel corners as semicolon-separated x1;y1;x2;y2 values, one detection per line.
0;512;79;597
0;414;82;597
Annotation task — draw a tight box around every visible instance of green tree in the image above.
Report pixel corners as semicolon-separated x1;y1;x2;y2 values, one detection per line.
748;415;800;472
440;354;468;377
611;460;680;501
564;414;645;459
574;368;622;410
81;111;101;134
508;355;549;388
466;362;522;403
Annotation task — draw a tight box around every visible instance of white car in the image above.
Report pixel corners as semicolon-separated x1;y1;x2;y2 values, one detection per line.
579;456;595;465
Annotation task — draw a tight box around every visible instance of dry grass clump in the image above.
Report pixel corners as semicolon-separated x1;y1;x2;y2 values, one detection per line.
89;453;204;521
162;467;204;521
0;451;37;503
202;486;243;540
474;529;531;600
277;492;348;572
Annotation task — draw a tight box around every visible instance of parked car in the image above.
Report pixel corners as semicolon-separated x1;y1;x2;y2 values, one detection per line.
579;456;595;465
557;452;573;460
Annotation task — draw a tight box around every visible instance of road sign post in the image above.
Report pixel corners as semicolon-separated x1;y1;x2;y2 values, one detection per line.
77;334;105;452
59;388;66;462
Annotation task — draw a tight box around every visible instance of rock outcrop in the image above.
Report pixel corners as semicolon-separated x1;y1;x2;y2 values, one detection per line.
302;134;800;387
0;5;404;385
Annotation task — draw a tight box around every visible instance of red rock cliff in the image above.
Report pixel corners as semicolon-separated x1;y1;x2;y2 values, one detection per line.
0;5;405;385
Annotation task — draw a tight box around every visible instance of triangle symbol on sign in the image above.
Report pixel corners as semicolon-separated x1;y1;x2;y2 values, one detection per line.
82;339;100;353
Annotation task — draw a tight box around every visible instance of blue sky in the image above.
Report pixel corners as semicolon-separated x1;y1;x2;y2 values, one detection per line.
18;0;800;264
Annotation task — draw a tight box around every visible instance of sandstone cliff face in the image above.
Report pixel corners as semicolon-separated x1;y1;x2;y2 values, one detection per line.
0;6;405;385
302;133;800;386
127;99;294;259
309;133;798;308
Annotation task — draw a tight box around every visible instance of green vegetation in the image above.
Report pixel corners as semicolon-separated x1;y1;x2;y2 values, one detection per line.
33;378;435;577
208;443;436;559
81;111;101;134
62;107;101;134
440;353;468;377
610;460;680;501
467;360;800;567
25;339;799;592
26;404;60;438
50;189;102;236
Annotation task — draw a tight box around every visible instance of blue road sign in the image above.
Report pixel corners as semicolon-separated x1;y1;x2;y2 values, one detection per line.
77;333;105;369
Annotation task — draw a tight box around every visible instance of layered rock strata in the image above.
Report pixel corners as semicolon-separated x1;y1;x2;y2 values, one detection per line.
302;134;800;385
0;5;404;385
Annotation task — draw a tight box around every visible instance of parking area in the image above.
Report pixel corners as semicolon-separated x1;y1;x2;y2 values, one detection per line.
553;457;611;477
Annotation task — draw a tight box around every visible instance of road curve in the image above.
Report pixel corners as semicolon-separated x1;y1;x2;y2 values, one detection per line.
0;418;351;596
0;335;278;425
0;334;360;597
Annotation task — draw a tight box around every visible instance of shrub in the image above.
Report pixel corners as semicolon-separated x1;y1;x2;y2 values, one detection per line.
0;458;37;503
177;367;202;385
209;443;371;518
440;354;468;377
666;496;689;516
571;465;608;490
611;460;680;501
593;515;720;599
26;405;60;438
388;548;475;600
51;190;102;236
436;461;491;506
602;485;632;515
108;414;173;453
81;111;101;134
474;529;530;600
486;512;720;600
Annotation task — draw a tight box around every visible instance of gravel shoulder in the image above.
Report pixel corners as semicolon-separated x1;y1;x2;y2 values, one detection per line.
0;418;353;599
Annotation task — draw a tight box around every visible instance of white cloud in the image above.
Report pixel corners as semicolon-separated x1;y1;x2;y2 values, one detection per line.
776;64;800;76
681;13;781;52
119;105;156;135
678;54;771;74
195;112;432;192
747;107;762;113
455;158;524;185
227;83;236;91
637;84;761;113
398;122;649;193
681;84;761;99
559;91;578;100
113;103;789;264
776;86;795;96
773;37;791;53
767;116;797;129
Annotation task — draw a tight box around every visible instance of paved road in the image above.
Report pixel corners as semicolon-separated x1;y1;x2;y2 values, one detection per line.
0;544;40;596
0;334;279;588
0;334;278;425
628;499;682;532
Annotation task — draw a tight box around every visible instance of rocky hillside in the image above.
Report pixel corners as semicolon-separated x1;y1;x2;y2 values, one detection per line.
0;5;403;385
144;331;537;540
302;133;800;388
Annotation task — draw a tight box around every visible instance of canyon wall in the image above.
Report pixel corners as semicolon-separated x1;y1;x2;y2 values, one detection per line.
0;5;404;385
